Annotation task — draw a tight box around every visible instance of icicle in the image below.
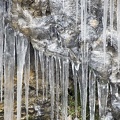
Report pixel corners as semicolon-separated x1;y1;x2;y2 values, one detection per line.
62;58;69;120
79;44;88;120
49;56;55;120
72;62;78;118
110;0;114;45
16;33;28;120
75;0;78;30
24;42;30;120
81;0;84;41
117;0;120;70
97;80;109;120
45;56;49;100
4;25;15;120
59;58;62;90
103;0;109;67
64;59;69;120
61;59;65;120
83;0;87;44
39;51;45;101
0;0;4;102
81;0;87;56
55;56;60;120
89;70;96;120
34;49;39;96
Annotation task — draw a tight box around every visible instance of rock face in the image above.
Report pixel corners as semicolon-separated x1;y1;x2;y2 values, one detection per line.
10;0;99;66
6;0;120;119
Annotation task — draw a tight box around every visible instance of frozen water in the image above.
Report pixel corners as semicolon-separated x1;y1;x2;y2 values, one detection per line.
34;48;39;96
103;0;109;66
16;33;28;120
0;0;3;102
75;0;78;30
97;81;109;119
81;46;88;120
89;70;96;120
24;42;30;120
0;0;118;120
117;0;120;70
4;25;15;120
110;0;114;45
39;51;45;100
72;62;78;118
55;56;60;120
45;56;49;100
49;56;55;120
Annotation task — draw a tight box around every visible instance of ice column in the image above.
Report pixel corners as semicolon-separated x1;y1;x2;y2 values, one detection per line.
16;33;28;120
49;56;55;120
55;56;60;120
34;49;39;96
4;25;15;120
39;51;45;101
76;0;78;29
110;0;114;45
62;58;69;120
72;62;79;119
0;0;4;103
45;56;49;100
24;42;30;120
117;0;120;70
89;70;96;120
97;81;109;120
79;44;89;120
103;0;109;66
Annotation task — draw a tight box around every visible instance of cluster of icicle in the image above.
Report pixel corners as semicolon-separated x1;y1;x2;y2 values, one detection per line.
0;0;120;120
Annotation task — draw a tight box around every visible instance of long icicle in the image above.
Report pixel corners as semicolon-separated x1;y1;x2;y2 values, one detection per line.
59;58;62;94
16;33;28;120
80;44;88;120
72;62;78;119
81;0;84;43
89;70;96;120
76;0;78;30
0;0;4;103
34;49;39;96
4;25;15;120
45;56;49;100
97;80;109;120
39;51;45;101
24;42;30;120
110;0;114;45
49;56;55;120
61;59;65;120
80;0;88;118
83;0;87;46
117;0;120;70
55;56;60;120
103;0;109;67
61;57;69;120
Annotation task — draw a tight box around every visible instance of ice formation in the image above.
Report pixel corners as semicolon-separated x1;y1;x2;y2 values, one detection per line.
0;0;120;120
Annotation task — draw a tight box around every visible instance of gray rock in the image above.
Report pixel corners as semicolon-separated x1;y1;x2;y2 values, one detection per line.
89;51;112;80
